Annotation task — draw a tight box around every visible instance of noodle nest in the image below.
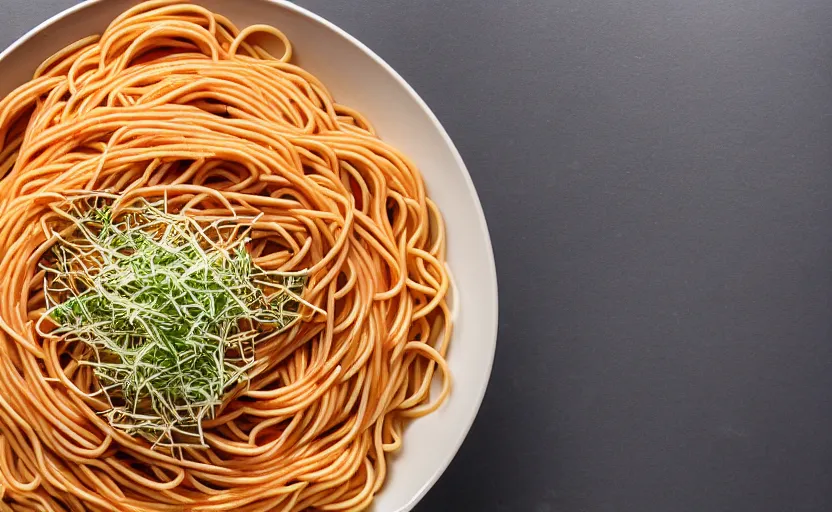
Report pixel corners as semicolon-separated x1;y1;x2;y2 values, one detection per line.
0;1;451;510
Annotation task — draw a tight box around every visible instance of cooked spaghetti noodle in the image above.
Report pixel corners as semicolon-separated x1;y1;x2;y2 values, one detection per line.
0;1;451;510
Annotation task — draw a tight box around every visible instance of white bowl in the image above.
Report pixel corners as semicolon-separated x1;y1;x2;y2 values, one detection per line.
0;1;499;510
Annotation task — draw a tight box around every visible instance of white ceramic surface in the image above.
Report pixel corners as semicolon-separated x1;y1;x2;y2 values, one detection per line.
0;1;498;510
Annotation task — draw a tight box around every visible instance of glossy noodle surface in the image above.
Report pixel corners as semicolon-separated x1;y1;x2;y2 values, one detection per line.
0;1;451;510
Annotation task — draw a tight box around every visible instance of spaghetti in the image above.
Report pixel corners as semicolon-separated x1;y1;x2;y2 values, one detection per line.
0;1;451;510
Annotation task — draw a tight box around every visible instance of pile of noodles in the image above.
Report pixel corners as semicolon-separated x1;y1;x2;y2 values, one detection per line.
0;1;451;510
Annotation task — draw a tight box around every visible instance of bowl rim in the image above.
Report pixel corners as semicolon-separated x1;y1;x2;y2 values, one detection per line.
0;1;499;510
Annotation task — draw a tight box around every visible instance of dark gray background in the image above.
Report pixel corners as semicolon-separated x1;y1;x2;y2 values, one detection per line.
3;1;832;511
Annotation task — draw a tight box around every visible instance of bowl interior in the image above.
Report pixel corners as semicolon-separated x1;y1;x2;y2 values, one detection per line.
0;1;498;510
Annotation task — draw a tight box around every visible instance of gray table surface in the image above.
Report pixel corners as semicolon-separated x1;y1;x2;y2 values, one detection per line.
4;1;832;511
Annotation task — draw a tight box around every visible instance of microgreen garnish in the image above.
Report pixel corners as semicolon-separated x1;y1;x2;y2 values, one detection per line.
41;196;306;449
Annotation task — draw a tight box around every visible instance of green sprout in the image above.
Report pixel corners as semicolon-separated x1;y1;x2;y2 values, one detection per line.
42;196;306;450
